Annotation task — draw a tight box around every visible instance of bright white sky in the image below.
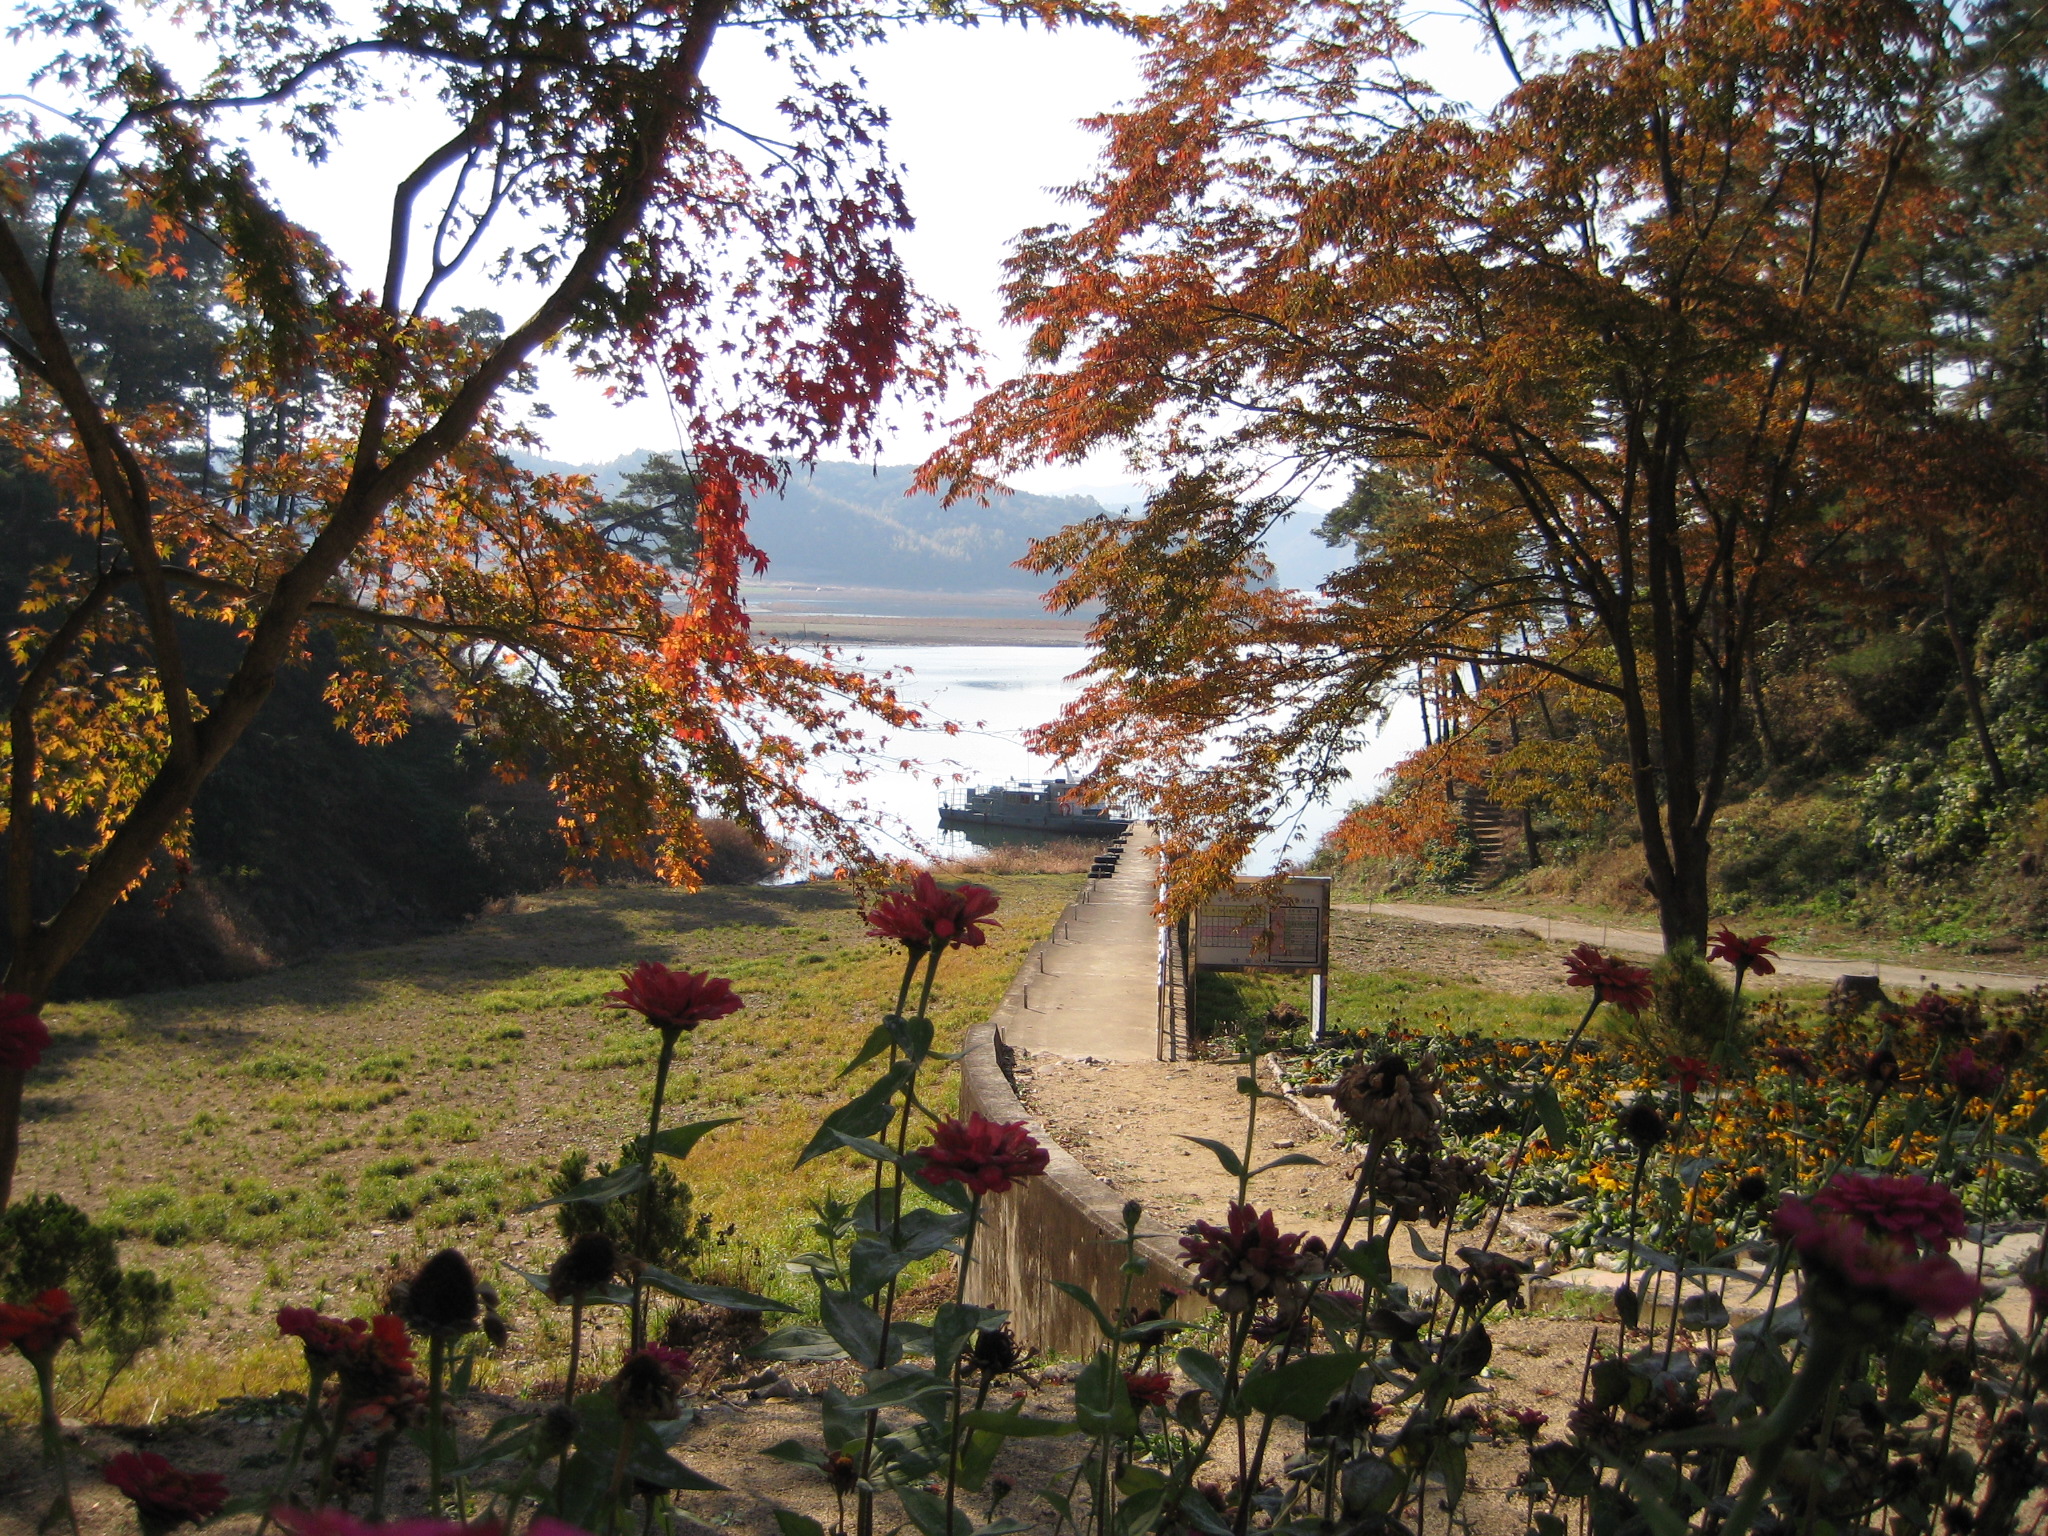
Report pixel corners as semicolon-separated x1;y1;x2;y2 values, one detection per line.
7;3;1511;498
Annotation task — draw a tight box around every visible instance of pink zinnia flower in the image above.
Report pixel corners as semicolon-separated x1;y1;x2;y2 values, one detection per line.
1774;1173;1980;1321
1708;929;1779;977
865;874;1001;954
0;994;51;1073
272;1513;547;1536
1561;946;1653;1015
102;1452;227;1531
1946;1048;2004;1100
919;1114;1049;1196
604;962;742;1033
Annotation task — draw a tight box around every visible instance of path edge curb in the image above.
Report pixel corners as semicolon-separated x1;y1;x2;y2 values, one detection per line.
958;901;1207;1357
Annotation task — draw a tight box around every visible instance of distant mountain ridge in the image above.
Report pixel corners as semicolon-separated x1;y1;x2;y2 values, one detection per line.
516;451;1107;594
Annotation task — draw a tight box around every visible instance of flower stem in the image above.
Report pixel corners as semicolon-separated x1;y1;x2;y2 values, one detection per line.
1722;1327;1852;1536
428;1333;448;1515
1479;994;1600;1251
33;1359;79;1536
632;1026;682;1348
942;1192;985;1536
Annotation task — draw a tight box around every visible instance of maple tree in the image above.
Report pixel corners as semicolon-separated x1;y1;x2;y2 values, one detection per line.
932;0;2032;948
0;0;1103;1203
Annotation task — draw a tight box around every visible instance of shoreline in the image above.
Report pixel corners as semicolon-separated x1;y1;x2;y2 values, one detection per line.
754;612;1093;646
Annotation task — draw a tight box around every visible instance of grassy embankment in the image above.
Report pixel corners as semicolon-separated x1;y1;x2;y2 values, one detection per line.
8;874;1075;1424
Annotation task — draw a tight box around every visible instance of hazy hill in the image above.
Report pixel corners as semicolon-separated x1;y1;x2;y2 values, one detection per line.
520;452;1108;594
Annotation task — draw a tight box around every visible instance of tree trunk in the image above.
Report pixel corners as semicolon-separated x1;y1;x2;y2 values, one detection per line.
1938;553;2008;795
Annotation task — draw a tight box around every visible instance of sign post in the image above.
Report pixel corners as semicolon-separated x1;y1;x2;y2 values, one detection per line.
1191;876;1334;1039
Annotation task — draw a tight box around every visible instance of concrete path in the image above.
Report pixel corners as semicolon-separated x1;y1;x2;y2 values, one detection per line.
1002;823;1161;1062
1339;898;2048;994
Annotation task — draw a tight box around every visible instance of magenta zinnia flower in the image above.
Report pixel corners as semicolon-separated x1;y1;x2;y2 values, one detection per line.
1774;1172;1980;1322
919;1114;1049;1195
604;962;743;1032
865;874;1001;954
1561;945;1653;1014
273;1512;548;1536
102;1452;227;1532
1708;928;1779;977
1946;1047;2004;1100
0;994;51;1073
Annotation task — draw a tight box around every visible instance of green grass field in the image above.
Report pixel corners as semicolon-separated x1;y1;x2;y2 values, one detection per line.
10;875;1076;1423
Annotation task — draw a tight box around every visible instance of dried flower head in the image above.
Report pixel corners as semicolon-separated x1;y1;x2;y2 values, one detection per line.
548;1232;620;1301
605;962;743;1033
918;1114;1049;1196
1858;1046;1903;1091
1618;1100;1666;1154
613;1343;691;1419
1334;1053;1441;1147
0;995;52;1073
0;1288;78;1360
1909;990;1978;1040
1370;1149;1460;1226
1734;1174;1771;1206
1775;1172;1980;1325
398;1248;481;1338
1562;946;1654;1014
102;1452;227;1533
1708;928;1779;977
864;874;1001;954
969;1325;1025;1379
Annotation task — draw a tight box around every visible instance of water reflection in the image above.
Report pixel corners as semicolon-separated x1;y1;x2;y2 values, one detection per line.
786;643;1423;874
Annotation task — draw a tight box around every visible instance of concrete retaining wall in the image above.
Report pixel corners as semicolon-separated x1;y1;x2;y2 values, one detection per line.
958;907;1207;1356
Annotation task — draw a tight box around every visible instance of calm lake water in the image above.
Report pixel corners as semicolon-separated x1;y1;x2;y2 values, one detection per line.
786;644;1424;874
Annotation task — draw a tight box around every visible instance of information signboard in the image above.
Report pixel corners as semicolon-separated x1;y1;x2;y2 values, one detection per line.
1192;877;1331;973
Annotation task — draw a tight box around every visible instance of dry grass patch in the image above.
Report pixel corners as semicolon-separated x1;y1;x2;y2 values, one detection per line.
9;874;1074;1423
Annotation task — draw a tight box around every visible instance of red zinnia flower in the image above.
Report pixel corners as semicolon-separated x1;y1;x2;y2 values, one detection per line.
918;1114;1049;1196
0;994;51;1073
277;1305;372;1372
1561;945;1653;1015
604;962;743;1033
864;874;1001;954
1124;1370;1173;1409
0;1288;79;1360
1180;1203;1307;1309
633;1342;695;1379
102;1452;227;1531
1774;1173;1980;1322
1946;1048;2004;1100
1708;928;1778;977
1665;1055;1711;1094
1508;1407;1548;1440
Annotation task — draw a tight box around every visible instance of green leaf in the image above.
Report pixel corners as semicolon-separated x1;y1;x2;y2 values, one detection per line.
839;1023;897;1080
1531;1082;1570;1149
898;1483;971;1536
636;1116;741;1163
1176;1347;1229;1404
1179;1136;1246;1180
1075;1351;1138;1438
515;1161;648;1213
818;1286;887;1367
1178;1489;1237;1536
1407;1227;1443;1263
797;1063;912;1168
887;1013;937;1066
1249;1152;1324;1177
839;1367;949;1413
1052;1281;1118;1340
762;1441;827;1470
848;1209;971;1299
960;1407;1081;1438
1237;1351;1364;1421
1339;1235;1392;1287
774;1511;828;1536
932;1301;1007;1372
747;1324;847;1362
639;1266;795;1312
